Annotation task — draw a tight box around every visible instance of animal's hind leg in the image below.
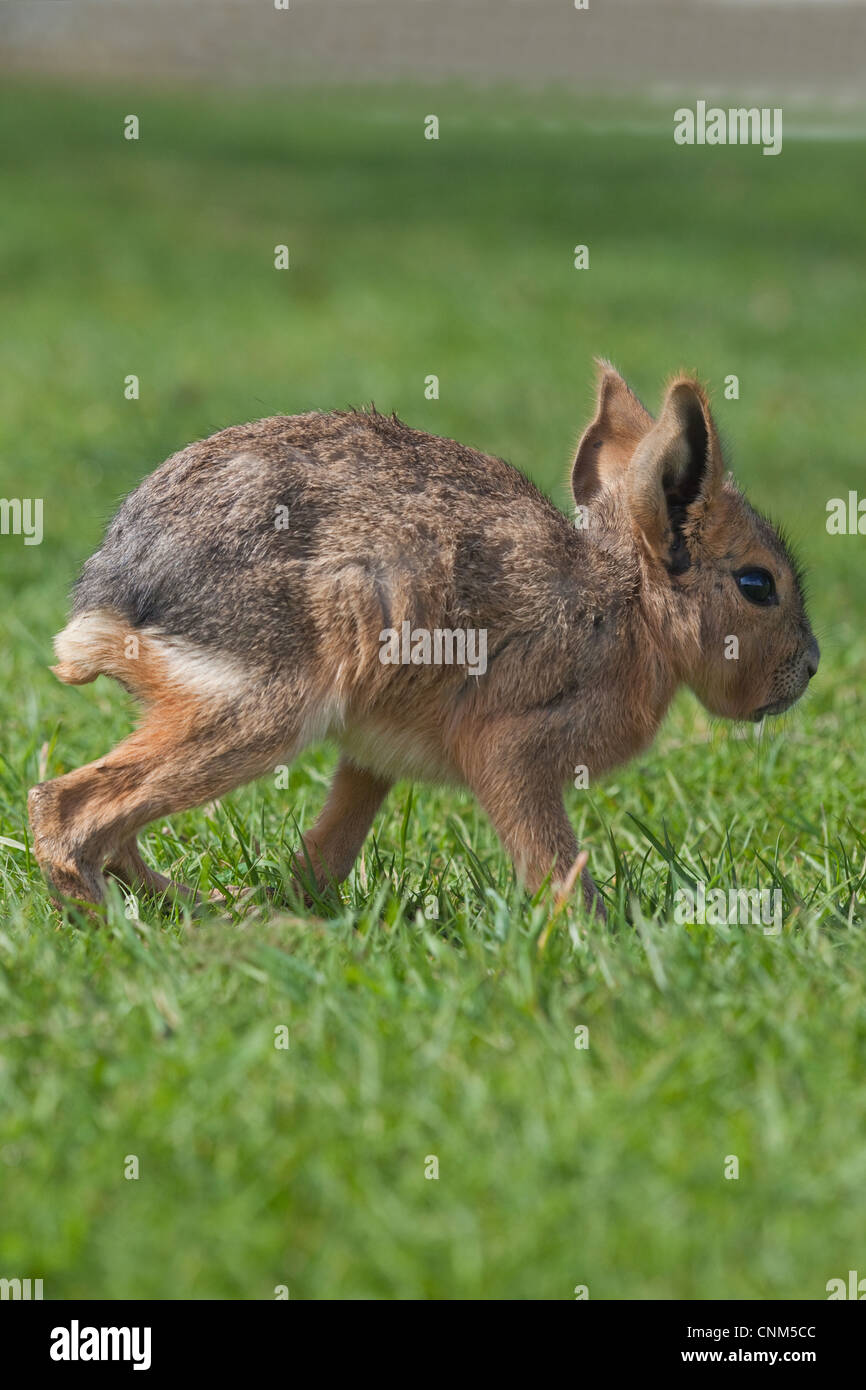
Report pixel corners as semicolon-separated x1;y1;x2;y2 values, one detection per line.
28;700;295;909
294;757;391;892
104;838;199;907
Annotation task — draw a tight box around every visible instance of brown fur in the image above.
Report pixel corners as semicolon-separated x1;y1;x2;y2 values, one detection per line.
28;364;819;918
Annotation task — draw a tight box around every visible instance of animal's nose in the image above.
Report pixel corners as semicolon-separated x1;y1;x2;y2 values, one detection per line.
806;638;820;680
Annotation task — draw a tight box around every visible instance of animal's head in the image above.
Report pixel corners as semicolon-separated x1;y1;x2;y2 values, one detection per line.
571;361;819;721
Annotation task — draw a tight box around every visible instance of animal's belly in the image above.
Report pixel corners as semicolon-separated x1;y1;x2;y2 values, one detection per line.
339;720;459;785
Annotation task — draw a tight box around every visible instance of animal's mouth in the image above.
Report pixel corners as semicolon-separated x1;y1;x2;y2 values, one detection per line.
749;695;796;722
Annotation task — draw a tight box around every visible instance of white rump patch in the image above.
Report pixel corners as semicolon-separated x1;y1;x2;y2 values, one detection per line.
54;608;252;700
142;628;252;699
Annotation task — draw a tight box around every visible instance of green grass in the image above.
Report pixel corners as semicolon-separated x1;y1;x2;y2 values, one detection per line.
1;81;865;1300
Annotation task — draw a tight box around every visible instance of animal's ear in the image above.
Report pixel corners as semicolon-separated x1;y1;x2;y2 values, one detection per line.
627;377;724;571
571;361;654;506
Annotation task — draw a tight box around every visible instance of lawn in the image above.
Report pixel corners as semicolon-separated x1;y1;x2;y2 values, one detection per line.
0;81;864;1299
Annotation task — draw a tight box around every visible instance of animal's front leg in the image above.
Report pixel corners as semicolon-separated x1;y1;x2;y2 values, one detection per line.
457;725;605;919
293;756;391;892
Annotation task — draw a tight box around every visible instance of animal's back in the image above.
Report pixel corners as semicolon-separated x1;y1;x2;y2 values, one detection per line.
71;410;584;672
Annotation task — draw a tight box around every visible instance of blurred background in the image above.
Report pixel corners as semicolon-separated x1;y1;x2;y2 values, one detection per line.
3;0;866;96
1;0;865;1300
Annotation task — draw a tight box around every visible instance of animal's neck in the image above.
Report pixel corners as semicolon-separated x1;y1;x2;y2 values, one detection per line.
569;528;693;773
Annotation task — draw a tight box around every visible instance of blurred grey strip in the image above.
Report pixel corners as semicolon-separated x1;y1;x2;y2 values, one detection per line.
1;0;864;94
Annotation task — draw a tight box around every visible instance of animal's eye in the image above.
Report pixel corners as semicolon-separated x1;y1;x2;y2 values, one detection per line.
735;568;776;606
